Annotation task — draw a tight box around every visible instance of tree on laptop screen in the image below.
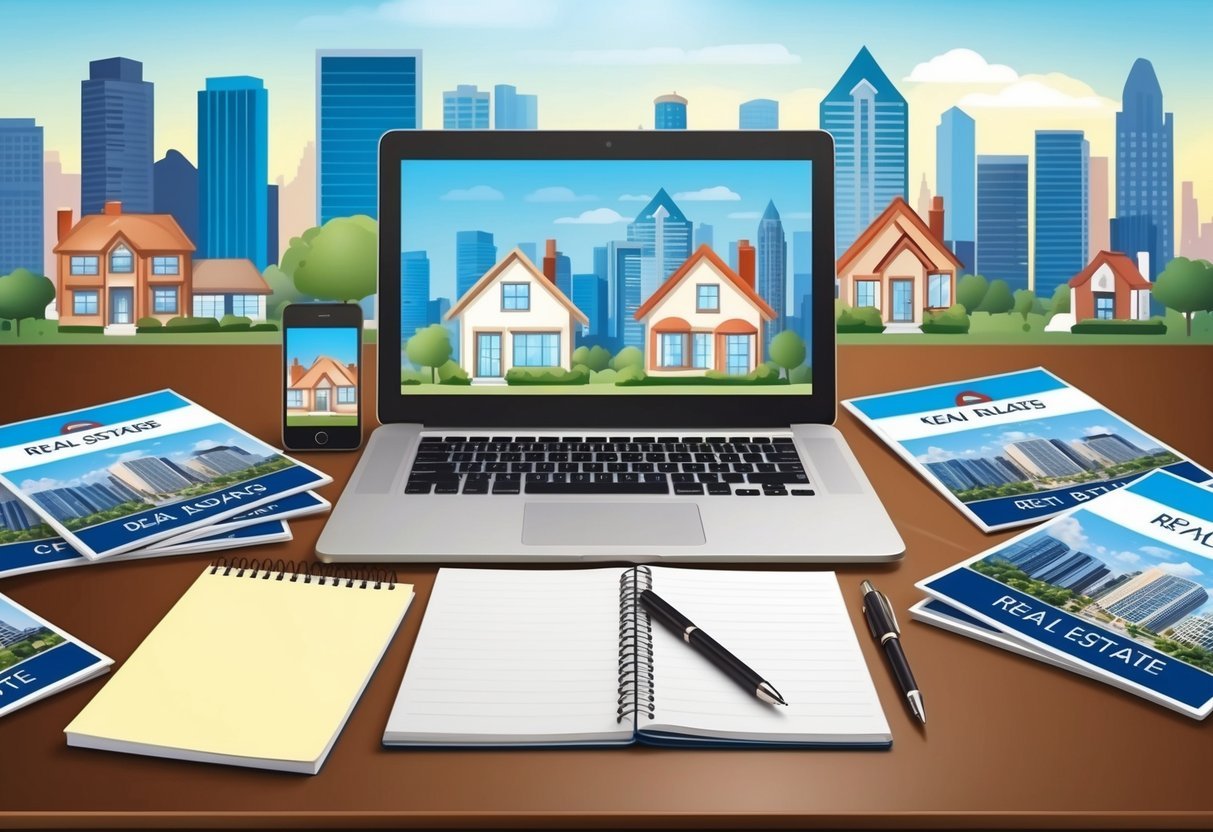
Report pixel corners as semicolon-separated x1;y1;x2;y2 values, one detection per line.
399;160;813;395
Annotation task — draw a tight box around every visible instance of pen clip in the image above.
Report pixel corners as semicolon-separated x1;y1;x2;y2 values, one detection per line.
876;590;900;636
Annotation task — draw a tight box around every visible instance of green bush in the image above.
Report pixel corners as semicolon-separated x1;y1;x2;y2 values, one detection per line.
1071;319;1167;335
610;346;644;371
136;316;162;329
505;366;590;385
620;364;785;386
920;303;971;334
437;360;471;385
836;305;885;333
401;377;422;386
589;368;620;385
249;322;278;332
220;314;252;328
0;320;8;331
56;324;105;334
166;316;221;331
789;364;813;385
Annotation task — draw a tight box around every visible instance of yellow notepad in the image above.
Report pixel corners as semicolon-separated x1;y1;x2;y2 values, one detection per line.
65;560;413;774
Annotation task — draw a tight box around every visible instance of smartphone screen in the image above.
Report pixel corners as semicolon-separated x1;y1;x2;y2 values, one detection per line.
283;304;362;450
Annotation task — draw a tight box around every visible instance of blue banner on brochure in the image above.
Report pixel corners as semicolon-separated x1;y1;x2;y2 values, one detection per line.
0;642;102;712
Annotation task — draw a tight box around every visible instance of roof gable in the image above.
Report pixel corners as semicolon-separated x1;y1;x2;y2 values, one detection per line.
1068;251;1151;290
836;197;962;274
293;356;356;390
445;248;589;325
54;212;195;254
634;244;777;321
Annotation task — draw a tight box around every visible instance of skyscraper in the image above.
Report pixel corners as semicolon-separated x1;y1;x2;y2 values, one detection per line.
0;493;36;532
792;229;813;343
654;93;687;130
81;57;153;216
444;84;489;129
1172;612;1213;651
1113;58;1173;279
1082;432;1145;464
1004;437;1085;478
739;98;778;130
109;456;193;496
401;250;430;337
627;189;692;300
266;184;279;267
1089;156;1110;257
153;150;198;246
494;84;538;129
42;151;79;283
1180;181;1199;258
756;200;787;350
197;76;269;271
976;155;1029;291
572;273;608;338
0;118;43;276
820;47;908;258
694;223;714;250
936;107;975;272
190;446;257;477
455;231;496;299
916;173;932;221
607;240;644;348
1100;568;1208;632
1034;131;1089;299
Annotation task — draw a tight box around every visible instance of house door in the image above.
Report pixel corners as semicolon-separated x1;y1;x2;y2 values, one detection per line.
109;288;134;324
890;279;914;323
315;388;330;412
476;332;502;377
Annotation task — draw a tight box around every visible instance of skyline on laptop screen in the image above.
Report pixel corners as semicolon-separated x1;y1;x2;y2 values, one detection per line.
399;159;813;396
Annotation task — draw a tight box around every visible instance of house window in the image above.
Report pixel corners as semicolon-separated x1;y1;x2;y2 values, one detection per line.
152;287;178;314
70;256;99;275
1094;293;1115;320
928;273;951;308
231;295;261;317
692;332;711;369
109;245;134;273
286;389;303;408
337;386;356;404
660;333;685;367
513;332;559;367
152;256;179;275
855;280;879;308
502;283;530;311
696;284;720;312
725;334;751;375
73;290;99;316
193;295;224;319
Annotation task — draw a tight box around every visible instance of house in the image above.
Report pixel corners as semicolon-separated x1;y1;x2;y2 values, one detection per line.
286;356;358;416
192;258;271;321
52;201;194;334
445;247;589;380
633;242;776;375
835;195;962;328
1068;251;1153;321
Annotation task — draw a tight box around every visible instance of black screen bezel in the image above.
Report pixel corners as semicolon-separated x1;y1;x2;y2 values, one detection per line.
282;302;364;451
377;130;836;429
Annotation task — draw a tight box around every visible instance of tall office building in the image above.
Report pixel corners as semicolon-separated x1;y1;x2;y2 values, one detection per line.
1005;437;1085;478
0;618;38;648
792;230;813;343
1034;131;1089;299
455;230;497;299
654;93;688;130
936;107;975;272
916;174;932;221
153;150;198;246
1171;612;1213;650
190;446;257;477
110;456;194;496
1034;551;1111;595
756;200;787;350
266;184;279;266
1088;156;1110;257
820;47;908;258
1082;432;1145;464
694;223;714;250
572;273;608;338
443;84;490;129
401;250;430;337
107;475;143;504
198;76;269;271
1180;181;1198;258
1100;568;1209;632
493;84;538;129
1112;58;1173;279
627;189;692;300
81;57;153;216
607;240;644;348
976;155;1029;290
0;493;37;532
1000;535;1071;573
739;98;778;130
1049;438;1098;471
0;118;43;276
277;141;315;257
42;151;79;285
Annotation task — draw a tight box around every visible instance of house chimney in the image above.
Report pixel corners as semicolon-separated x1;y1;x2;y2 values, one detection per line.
347;363;357;377
542;238;557;284
103;201;123;216
290;357;305;385
929;196;945;241
57;209;74;243
737;239;756;288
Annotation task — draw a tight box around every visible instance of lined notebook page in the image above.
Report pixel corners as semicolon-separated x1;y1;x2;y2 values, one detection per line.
641;568;890;745
383;568;633;745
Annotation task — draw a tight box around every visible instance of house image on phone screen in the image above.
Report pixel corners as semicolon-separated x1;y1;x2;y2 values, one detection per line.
286;356;358;417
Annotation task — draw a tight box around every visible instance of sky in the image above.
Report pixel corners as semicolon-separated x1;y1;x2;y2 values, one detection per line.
0;597;43;634
284;326;360;371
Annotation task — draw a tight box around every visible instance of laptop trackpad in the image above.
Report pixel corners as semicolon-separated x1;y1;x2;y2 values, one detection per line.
522;502;706;547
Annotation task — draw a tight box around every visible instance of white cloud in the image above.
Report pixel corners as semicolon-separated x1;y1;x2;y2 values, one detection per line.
1140;545;1178;561
1048;516;1090;552
916;446;955;464
525;186;597;203
618;193;651;202
1113;551;1142;565
440;185;505;202
1157;561;1204;579
520;43;800;66
905;48;1018;84
554;208;629;225
19;478;59;492
192;439;219;452
301;0;557;30
998;430;1032;444
959;74;1117;110
674;186;741;202
112;450;144;464
1082;425;1113;437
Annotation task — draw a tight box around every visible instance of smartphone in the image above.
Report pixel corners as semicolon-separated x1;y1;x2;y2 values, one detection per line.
282;302;363;451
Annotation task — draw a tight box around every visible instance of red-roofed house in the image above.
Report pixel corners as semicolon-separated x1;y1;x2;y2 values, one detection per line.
1068;251;1153;321
633;242;777;375
287;356;358;417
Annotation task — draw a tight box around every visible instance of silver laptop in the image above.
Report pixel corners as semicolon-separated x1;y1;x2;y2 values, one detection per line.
318;130;903;562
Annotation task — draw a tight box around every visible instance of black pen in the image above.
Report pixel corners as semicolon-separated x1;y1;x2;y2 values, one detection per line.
860;580;925;724
638;588;787;707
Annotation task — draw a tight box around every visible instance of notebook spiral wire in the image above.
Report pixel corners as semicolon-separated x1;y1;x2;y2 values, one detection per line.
209;557;397;590
617;565;655;722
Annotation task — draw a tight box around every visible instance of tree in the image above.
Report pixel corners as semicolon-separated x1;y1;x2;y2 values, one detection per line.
956;273;989;313
263;265;312;319
405;324;453;382
0;269;56;336
610;346;644;371
572;344;612;372
977;279;1014;314
768;330;806;378
1048;283;1070;318
279;226;322;278
293;215;378;304
1153;257;1213;337
1012;289;1036;331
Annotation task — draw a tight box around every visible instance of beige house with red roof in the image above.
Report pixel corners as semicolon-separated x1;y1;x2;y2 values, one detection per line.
287;356;358;416
446;248;589;380
1068;251;1153;322
633;243;777;375
192;258;271;321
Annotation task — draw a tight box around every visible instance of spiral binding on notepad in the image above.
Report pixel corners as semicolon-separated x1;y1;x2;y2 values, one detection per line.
617;565;655;723
208;557;397;590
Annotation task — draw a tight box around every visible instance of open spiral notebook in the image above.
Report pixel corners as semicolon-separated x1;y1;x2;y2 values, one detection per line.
384;566;891;748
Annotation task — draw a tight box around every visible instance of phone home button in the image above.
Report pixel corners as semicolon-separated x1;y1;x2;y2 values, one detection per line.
314;431;329;446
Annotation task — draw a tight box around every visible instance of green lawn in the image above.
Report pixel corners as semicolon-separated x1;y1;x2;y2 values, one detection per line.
0;320;380;345
839;309;1213;345
286;415;359;426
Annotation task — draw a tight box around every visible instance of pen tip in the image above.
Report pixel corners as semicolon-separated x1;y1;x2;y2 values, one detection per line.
908;690;926;724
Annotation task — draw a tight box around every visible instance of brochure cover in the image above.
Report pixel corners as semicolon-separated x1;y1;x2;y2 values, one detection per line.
918;471;1213;719
146;519;292;556
149;490;328;547
0;390;331;560
0;591;112;718
843;367;1211;532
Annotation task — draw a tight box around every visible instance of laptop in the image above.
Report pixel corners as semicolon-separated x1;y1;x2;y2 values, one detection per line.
318;130;903;562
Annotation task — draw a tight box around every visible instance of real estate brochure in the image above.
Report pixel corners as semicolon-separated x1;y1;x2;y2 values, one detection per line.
843;367;1211;532
0;390;331;560
917;471;1213;719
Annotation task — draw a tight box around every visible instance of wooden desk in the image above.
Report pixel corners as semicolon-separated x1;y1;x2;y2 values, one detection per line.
2;344;1211;830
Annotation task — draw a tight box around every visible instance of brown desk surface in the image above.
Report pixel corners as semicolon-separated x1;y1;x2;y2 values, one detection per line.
1;344;1211;830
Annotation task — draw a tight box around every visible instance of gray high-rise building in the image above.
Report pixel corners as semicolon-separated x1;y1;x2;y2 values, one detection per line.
627;189;692;302
1082;433;1145;465
756;200;787;351
0;618;39;648
1172;612;1213;650
110;456;194;496
1101;568;1209;632
0;493;37;532
1005;438;1085;479
493;84;537;129
1113;59;1173;279
81;57;154;215
0;118;44;276
190;446;257;477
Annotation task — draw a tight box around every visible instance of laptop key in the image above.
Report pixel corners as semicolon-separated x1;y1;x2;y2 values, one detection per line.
673;483;704;495
671;473;694;484
791;489;816;496
525;481;669;495
643;473;667;484
462;480;489;494
747;472;810;485
736;488;760;496
405;481;432;494
434;482;460;495
707;483;732;495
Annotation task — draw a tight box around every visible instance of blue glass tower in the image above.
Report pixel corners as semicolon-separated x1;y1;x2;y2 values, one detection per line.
0;118;43;276
1034;131;1089;299
455;231;496;299
494;84;538;129
820;47;907;258
572;273;608;339
266;184;279;267
81;57;153;215
739;99;778;130
401;250;430;338
654;94;687;130
757;200;787;350
607;240;644;349
444;85;490;129
153;149;198;246
198;76;269;271
936;106;975;272
792;229;812;344
976;155;1029;291
1113;58;1173;279
627;189;692;300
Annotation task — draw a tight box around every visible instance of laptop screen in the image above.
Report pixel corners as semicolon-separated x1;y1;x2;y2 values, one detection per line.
398;159;813;399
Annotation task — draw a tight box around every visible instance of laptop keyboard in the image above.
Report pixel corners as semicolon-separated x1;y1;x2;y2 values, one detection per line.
404;436;814;497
